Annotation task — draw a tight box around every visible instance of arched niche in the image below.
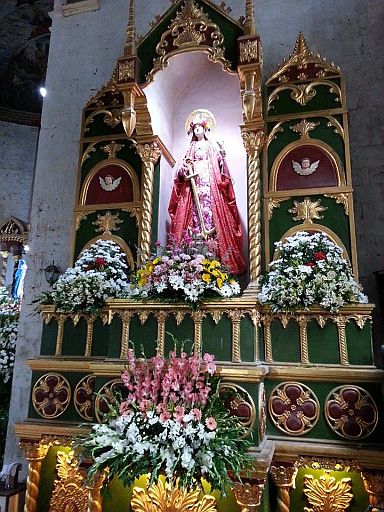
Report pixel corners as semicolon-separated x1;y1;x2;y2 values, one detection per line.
143;51;247;252
79;159;140;208
270;140;345;192
79;234;135;270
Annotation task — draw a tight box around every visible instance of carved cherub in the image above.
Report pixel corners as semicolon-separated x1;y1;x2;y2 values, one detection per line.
99;175;122;191
292;158;320;176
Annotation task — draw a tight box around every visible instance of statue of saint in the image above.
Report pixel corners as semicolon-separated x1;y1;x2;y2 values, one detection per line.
168;110;246;275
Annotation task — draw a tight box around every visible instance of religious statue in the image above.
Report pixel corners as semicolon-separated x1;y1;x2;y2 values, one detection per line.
168;110;246;275
99;175;122;191
292;157;320;176
11;258;27;300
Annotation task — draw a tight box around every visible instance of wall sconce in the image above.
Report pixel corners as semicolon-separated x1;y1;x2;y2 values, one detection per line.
43;262;61;286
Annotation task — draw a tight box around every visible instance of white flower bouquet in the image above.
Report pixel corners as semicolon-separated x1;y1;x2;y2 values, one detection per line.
258;231;367;312
128;237;240;306
38;240;129;314
0;287;19;384
75;349;252;494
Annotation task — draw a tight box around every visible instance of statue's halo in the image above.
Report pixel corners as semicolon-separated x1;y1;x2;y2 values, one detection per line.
185;109;216;134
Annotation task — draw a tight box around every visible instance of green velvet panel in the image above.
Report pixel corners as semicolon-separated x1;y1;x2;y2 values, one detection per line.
61;317;87;356
202;314;232;361
346;321;374;366
267;82;341;117
307;319;340;364
289;468;368;512
40;321;58;356
129;314;158;358
74;209;138;262
107;315;124;358
270;319;301;363
163;314;194;355
240;315;256;363
92;317;112;357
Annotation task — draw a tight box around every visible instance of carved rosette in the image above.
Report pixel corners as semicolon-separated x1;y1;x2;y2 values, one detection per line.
95;379;126;423
242;130;265;287
32;373;71;419
268;382;319;436
239;36;262;64
219;383;256;438
74;375;96;421
325;385;378;439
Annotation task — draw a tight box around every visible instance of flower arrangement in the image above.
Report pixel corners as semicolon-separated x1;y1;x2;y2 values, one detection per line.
0;287;19;384
38;240;129;314
128;237;240;306
75;348;252;494
258;231;367;312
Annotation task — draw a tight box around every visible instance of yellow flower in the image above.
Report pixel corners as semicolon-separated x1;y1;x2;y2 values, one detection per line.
216;277;223;288
202;259;210;266
202;272;211;283
153;257;160;265
209;260;220;270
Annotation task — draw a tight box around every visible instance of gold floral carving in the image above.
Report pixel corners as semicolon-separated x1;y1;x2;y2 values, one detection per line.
324;193;349;216
118;60;135;81
136;142;162;262
101;140;124;159
85;109;122;131
268;81;341;111
361;471;384;509
347;314;370;329
289;197;327;224
325;116;345;139
131;478;217;512
49;450;88;512
148;0;230;83
303;470;353;512
267;32;340;84
173;310;186;326
76;211;93;231
297;456;359;472
242;130;265;287
270;465;297;512
93;211;123;235
81;142;97;166
210;310;223;324
267;122;284;146
232;481;265;511
268;197;290;220
240;40;259;63
290;119;320;138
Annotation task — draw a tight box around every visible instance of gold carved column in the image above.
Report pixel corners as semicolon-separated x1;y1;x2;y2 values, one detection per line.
136;141;162;262
86;471;107;512
233;480;265;512
19;441;49;512
270;465;297;512
362;471;384;510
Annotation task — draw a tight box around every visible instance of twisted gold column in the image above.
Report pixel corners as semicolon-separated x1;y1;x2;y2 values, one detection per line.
86;471;107;512
263;315;273;363
270;465;297;512
19;442;49;512
228;310;244;363
334;316;349;365
242;130;265;293
192;310;205;357
85;316;95;357
136;142;161;263
155;311;168;356
55;315;66;356
298;315;309;364
120;310;134;359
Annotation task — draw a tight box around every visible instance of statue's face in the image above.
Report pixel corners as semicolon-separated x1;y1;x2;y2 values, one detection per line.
105;176;113;185
193;123;204;137
301;158;310;169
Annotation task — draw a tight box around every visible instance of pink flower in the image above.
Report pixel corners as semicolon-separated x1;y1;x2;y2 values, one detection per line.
174;405;185;423
192;408;202;421
205;417;217;431
160;411;171;422
139;399;151;412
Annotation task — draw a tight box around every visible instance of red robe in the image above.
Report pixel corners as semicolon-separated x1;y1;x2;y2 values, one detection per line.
168;139;246;275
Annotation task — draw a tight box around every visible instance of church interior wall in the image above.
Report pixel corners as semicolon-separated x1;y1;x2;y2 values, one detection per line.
4;0;384;469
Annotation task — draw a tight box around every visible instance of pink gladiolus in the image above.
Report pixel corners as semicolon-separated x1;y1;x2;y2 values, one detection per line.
192;408;202;421
205;417;217;431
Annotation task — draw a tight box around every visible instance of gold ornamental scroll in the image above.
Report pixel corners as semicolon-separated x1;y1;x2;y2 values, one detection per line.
136;141;162;263
19;441;49;512
242;130;265;292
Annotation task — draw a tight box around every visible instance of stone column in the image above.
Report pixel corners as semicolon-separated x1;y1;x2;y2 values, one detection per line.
19;441;49;512
270;465;297;512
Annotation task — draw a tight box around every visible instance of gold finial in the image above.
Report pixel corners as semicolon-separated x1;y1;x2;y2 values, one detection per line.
244;0;256;36
292;32;311;58
125;0;136;56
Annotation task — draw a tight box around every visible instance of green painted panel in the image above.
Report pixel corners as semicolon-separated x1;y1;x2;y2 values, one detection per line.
62;317;87;356
271;319;300;363
74;209;138;262
92;318;111;357
290;468;368;512
307;320;339;364
129;314;158;358
240;315;256;362
202;314;232;361
40;321;58;356
267;83;341;117
163;315;194;355
107;315;123;358
346;321;374;365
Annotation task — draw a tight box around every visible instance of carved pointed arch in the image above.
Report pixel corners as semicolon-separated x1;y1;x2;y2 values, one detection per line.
79;234;135;269
0;216;29;245
137;0;244;85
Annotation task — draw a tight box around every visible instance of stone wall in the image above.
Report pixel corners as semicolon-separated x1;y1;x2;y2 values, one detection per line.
0;121;38;222
4;0;384;467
